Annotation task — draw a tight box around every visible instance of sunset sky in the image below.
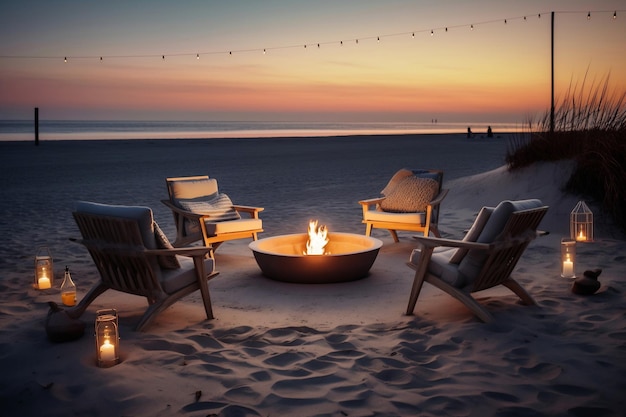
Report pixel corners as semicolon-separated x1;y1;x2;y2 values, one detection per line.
1;0;624;124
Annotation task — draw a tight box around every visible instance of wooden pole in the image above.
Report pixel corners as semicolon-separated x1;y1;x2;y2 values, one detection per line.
550;11;555;134
35;107;39;146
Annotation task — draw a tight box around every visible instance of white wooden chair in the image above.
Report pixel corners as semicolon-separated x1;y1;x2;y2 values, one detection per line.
162;175;263;251
406;199;548;322
68;201;219;331
359;169;448;241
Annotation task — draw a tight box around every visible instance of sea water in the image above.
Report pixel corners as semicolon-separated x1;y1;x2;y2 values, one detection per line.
0;120;523;141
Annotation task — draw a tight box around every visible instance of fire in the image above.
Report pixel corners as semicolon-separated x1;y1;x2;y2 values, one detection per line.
305;220;329;255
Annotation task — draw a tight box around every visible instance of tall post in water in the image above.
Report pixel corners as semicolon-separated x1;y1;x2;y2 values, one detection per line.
35;107;39;146
550;11;555;134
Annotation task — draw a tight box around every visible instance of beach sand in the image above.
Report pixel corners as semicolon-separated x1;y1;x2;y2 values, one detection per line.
1;134;624;416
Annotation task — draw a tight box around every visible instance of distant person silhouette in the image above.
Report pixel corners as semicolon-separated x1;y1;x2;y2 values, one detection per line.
467;127;473;138
487;126;493;138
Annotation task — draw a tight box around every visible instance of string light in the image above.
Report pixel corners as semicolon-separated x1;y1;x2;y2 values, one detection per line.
5;9;624;63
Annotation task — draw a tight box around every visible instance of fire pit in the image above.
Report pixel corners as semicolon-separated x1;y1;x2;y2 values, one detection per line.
249;221;382;284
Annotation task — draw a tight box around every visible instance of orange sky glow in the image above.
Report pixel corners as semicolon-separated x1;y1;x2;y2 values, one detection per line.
1;1;625;124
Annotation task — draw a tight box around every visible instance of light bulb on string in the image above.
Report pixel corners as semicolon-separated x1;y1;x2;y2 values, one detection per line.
504;19;507;24
613;11;617;19
412;32;415;38
524;16;527;21
317;43;320;48
538;13;541;18
196;53;199;59
64;57;67;62
470;24;474;30
430;30;434;36
162;55;165;60
377;36;380;42
587;12;591;20
100;56;102;61
263;48;266;54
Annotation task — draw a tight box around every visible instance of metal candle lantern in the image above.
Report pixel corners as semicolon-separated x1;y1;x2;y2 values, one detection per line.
34;247;53;290
561;238;576;278
570;201;593;242
95;309;120;367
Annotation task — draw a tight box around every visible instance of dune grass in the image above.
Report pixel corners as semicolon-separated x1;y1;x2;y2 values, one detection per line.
506;74;626;233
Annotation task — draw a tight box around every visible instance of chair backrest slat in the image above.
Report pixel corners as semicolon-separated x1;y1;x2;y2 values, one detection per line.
73;212;163;298
471;206;547;292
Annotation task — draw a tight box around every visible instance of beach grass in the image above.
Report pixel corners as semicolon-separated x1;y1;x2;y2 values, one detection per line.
506;74;626;233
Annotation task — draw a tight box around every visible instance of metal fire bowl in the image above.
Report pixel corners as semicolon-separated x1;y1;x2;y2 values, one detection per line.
249;232;383;284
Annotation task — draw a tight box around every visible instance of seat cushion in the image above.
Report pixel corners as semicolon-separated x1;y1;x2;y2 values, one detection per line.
75;201;157;249
160;256;215;294
363;210;426;225
203;217;263;237
409;248;464;287
458;199;543;284
169;177;219;200
379;176;439;213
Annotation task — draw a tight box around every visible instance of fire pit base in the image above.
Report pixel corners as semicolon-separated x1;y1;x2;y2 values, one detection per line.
249;233;383;284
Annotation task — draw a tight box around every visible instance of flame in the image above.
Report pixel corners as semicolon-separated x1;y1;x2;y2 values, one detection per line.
576;227;586;241
305;220;329;255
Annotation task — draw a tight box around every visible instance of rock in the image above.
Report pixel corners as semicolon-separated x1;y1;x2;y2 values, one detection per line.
45;302;85;342
572;268;602;295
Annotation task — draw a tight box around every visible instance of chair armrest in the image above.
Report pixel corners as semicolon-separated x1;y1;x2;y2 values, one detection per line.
359;197;385;206
144;247;214;258
233;205;264;219
412;235;492;251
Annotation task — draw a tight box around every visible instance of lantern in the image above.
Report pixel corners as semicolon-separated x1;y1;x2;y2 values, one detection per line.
95;309;120;367
34;247;53;290
570;201;593;242
561;238;576;278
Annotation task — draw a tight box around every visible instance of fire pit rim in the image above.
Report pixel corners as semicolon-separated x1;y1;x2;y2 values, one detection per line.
248;232;383;256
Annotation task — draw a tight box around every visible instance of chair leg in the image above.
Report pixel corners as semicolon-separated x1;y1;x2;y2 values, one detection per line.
365;223;373;236
388;229;399;242
65;282;109;319
193;255;214;321
502;278;537;306
406;246;434;315
427;277;495;323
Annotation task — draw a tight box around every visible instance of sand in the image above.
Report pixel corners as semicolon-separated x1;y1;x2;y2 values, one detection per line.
0;134;624;416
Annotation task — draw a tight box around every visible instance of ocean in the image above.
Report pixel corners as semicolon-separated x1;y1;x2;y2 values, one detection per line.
0;120;524;141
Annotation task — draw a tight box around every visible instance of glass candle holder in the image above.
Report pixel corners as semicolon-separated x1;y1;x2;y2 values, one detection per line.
34;247;53;290
561;238;576;278
95;309;120;368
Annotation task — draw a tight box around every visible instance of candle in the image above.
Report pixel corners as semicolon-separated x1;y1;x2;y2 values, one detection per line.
99;340;116;362
577;228;586;241
38;276;51;289
563;258;574;277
